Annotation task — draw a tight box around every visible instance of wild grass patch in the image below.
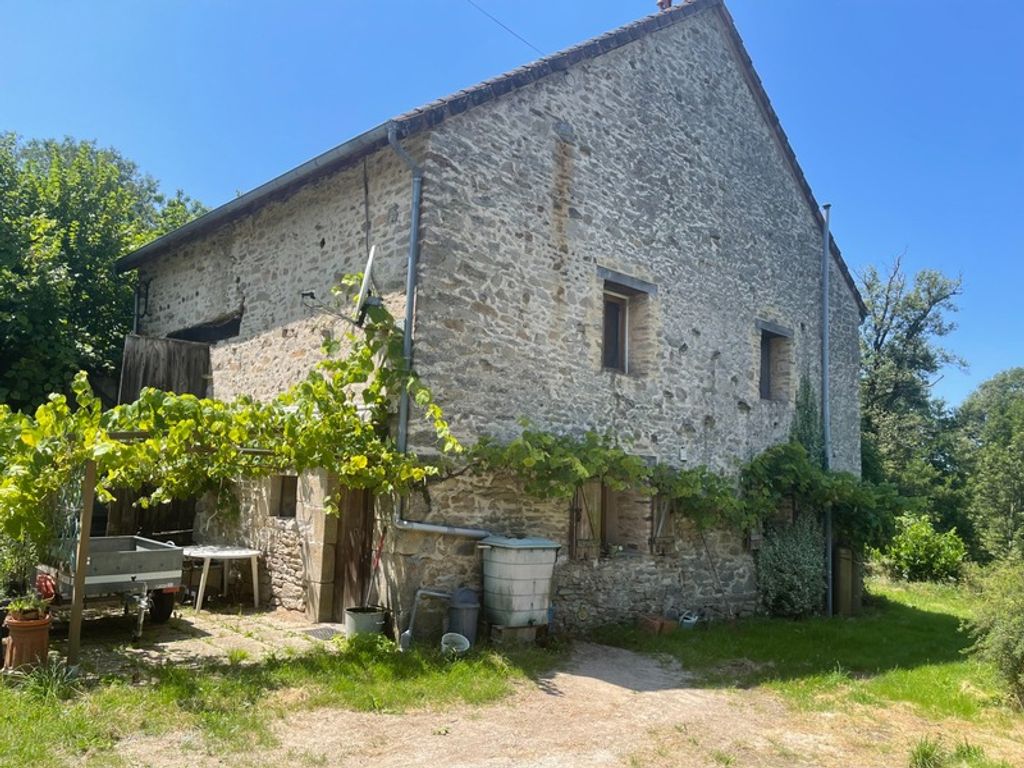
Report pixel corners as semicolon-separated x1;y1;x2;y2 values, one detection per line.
908;736;1011;768
0;633;564;767
592;578;1007;719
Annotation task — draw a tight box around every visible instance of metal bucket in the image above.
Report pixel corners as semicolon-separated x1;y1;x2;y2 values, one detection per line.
679;610;700;630
441;632;470;657
345;607;386;636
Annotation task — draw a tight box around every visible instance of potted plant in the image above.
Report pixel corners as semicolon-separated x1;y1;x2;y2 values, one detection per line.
3;593;52;671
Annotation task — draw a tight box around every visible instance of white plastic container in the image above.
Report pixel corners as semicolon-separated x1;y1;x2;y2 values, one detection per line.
479;536;560;627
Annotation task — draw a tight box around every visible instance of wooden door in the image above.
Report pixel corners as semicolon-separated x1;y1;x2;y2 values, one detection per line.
333;489;374;619
118;334;210;402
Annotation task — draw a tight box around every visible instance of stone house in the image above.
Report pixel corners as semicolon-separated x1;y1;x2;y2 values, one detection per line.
114;0;864;632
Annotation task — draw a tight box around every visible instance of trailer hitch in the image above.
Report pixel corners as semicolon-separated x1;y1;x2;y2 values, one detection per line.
122;577;150;641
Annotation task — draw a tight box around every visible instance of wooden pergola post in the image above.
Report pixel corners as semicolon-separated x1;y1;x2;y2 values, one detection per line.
67;459;96;667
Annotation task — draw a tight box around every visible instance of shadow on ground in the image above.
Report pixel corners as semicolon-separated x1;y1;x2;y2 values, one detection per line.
47;601;329;678
589;593;971;688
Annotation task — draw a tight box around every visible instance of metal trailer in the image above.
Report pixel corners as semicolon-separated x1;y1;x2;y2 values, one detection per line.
41;535;184;639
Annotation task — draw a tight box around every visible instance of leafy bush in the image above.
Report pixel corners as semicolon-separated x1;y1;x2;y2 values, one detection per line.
882;514;966;581
969;557;1024;708
0;536;37;597
756;514;825;618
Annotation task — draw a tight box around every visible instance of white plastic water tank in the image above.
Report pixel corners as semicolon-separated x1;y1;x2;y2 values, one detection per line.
480;536;560;627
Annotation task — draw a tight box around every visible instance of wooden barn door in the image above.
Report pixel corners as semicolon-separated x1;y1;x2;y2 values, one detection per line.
118;333;211;403
109;334;212;540
333;489;374;619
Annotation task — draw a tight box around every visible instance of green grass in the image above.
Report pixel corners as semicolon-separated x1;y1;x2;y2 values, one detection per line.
592;577;1006;719
0;634;564;767
908;736;1012;768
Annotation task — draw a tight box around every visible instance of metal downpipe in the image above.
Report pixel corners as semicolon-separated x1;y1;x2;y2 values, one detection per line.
821;203;833;617
387;124;490;540
388;123;423;457
391;514;490;539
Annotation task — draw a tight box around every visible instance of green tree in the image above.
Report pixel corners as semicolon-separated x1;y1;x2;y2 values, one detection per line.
858;255;970;545
0;134;205;412
960;369;1024;559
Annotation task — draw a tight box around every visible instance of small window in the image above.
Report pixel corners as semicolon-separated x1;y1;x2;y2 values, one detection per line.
603;292;629;371
570;481;650;559
757;321;793;401
598;269;657;375
272;475;298;518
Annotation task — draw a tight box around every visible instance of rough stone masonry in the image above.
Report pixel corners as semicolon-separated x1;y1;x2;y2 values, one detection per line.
126;1;862;632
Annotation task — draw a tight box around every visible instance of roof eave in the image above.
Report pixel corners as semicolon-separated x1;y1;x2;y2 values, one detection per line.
114;0;717;274
117;0;866;322
115;122;393;273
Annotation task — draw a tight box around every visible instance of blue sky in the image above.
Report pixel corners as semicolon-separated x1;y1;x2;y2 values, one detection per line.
2;1;1021;406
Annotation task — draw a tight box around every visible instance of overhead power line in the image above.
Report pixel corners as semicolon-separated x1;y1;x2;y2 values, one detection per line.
463;0;545;57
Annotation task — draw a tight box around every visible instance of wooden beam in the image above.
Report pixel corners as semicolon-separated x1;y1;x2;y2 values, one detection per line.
67;460;96;667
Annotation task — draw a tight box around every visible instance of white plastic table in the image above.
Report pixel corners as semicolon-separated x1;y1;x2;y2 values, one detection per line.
182;545;261;611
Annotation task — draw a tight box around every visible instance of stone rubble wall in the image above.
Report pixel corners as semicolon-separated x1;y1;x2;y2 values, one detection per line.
390;6;861;631
135;3;861;631
137;141;421;610
191;470;339;618
373;473;756;638
413;6;860;476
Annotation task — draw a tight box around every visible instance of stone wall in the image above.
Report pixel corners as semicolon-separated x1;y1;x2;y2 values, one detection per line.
556;522;756;631
413;6;861;475
136;137;424;402
373;474;756;637
136;140;422;607
380;5;861;631
192;470;339;618
134;3;862;631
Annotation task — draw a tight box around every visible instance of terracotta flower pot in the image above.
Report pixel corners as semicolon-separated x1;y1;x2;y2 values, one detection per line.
3;613;51;671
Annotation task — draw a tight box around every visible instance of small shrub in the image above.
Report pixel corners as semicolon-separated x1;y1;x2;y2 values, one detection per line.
969;557;1024;708
22;659;81;701
0;536;37;596
883;514;966;582
952;741;986;761
757;514;825;618
908;736;946;768
906;736;1010;768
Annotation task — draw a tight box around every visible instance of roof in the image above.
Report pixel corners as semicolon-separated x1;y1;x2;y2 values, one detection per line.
115;0;866;316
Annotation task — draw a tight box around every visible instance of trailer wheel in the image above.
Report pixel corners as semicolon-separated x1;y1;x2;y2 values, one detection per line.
148;591;176;624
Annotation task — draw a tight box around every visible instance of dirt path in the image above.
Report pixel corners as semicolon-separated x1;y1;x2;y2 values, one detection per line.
116;643;1024;767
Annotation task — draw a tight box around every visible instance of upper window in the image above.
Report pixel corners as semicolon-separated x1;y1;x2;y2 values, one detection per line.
598;267;656;375
757;320;793;401
602;291;630;371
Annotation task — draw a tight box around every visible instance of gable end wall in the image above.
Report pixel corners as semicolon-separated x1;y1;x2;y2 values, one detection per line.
390;6;861;629
127;6;861;629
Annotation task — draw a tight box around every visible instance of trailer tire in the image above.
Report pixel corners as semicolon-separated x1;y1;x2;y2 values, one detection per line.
149;591;176;624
